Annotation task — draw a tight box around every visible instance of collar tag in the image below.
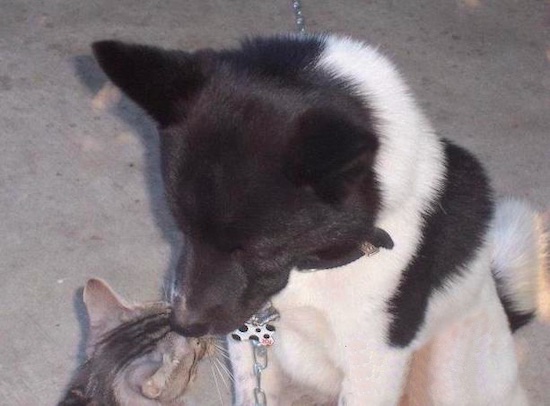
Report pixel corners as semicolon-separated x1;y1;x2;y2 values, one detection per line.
231;303;279;347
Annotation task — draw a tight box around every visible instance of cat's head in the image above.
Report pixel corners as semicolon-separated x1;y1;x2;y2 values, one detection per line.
59;279;208;406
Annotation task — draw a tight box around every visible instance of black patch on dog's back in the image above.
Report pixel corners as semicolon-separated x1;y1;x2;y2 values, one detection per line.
387;140;494;347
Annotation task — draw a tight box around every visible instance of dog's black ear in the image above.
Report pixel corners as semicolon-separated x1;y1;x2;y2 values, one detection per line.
287;108;379;202
371;227;394;250
92;40;207;125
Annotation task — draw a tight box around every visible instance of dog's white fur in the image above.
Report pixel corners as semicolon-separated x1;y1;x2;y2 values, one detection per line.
228;35;545;406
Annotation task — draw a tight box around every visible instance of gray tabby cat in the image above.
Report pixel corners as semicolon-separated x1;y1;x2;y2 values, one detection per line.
59;279;217;406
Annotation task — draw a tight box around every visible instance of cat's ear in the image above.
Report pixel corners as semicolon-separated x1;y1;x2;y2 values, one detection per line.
286;108;379;203
83;278;135;352
92;40;208;125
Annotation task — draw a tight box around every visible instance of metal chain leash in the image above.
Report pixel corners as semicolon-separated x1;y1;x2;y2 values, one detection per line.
291;0;306;34
252;340;268;406
230;302;279;406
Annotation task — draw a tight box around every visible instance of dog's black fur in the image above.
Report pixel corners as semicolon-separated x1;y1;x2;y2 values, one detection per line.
93;37;384;337
387;140;494;347
92;36;531;345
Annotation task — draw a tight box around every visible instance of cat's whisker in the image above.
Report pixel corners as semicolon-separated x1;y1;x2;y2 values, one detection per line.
212;345;231;361
205;335;227;345
211;341;230;355
212;342;229;354
213;352;231;371
208;355;225;406
216;351;231;362
216;359;235;382
212;357;230;391
214;357;235;384
163;279;173;303
207;335;226;345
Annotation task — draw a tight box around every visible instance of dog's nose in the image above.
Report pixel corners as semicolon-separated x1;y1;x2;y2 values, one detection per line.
169;310;209;337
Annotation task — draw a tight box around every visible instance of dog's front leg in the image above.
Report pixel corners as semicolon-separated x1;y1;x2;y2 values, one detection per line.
338;339;413;406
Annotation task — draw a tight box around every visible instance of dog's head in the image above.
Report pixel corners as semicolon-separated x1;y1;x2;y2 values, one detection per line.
92;36;387;336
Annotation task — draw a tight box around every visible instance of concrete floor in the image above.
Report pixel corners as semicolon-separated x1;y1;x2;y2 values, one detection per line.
1;0;549;404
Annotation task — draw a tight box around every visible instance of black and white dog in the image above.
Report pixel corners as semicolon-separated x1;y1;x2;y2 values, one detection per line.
93;34;547;405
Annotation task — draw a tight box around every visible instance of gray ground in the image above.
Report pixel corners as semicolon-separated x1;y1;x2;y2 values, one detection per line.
1;0;549;405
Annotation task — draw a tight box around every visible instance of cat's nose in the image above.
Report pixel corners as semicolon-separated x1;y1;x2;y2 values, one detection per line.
169;309;209;337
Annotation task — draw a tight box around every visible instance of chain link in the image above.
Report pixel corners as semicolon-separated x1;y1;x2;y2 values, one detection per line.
291;0;306;34
252;341;268;406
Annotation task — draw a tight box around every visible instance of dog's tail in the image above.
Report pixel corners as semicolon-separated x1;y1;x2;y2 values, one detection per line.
491;198;549;331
